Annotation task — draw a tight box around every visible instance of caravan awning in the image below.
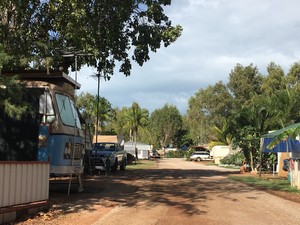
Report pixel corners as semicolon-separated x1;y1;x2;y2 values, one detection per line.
261;122;300;153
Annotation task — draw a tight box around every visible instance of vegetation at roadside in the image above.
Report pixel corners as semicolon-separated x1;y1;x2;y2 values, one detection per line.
126;160;157;170
76;62;300;174
229;175;300;193
164;150;186;158
220;151;244;165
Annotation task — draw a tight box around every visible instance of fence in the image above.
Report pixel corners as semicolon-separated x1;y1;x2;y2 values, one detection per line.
0;161;49;208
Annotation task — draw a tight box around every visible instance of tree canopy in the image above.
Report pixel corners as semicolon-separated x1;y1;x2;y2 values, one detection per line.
149;104;182;148
185;61;300;168
0;0;182;77
73;60;300;169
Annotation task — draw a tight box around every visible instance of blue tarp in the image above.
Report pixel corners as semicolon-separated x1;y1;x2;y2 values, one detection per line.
261;137;300;153
261;137;288;153
181;145;188;150
261;122;300;153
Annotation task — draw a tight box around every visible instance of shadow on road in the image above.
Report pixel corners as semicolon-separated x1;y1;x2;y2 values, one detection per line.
47;163;252;218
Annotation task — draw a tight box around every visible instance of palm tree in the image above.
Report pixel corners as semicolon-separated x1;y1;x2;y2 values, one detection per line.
124;102;149;162
231;102;270;171
208;119;234;149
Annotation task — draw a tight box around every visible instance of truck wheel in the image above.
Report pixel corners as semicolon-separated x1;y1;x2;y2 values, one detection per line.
111;159;118;172
120;159;126;171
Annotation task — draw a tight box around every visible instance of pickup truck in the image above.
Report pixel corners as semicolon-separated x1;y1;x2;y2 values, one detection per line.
91;142;127;172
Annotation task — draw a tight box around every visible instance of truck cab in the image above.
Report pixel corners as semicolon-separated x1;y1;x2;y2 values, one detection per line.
91;142;127;172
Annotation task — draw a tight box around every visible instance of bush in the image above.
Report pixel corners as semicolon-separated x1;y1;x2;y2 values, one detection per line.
165;150;186;158
184;148;195;161
220;151;244;165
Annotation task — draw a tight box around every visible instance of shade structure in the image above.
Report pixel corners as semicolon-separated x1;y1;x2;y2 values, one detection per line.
261;122;300;153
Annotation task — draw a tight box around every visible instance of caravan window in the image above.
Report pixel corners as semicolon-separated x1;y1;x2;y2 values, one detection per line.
55;93;82;128
39;91;55;123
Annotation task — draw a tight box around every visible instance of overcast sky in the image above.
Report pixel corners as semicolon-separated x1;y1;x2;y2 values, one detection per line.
74;0;300;114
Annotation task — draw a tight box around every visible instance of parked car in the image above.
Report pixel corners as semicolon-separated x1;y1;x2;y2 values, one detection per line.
149;149;161;159
91;142;127;172
126;153;136;164
190;151;211;161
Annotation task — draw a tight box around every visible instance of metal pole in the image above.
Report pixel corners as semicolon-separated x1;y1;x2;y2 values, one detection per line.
96;73;100;143
61;48;92;194
72;53;78;165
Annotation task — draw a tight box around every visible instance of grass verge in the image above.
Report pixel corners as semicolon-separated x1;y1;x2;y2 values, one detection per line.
126;159;157;170
229;175;300;193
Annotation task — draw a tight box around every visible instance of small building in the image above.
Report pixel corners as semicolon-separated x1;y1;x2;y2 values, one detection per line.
124;141;152;159
211;145;231;164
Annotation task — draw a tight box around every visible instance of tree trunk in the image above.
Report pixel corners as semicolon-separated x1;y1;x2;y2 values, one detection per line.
134;131;138;164
250;147;254;171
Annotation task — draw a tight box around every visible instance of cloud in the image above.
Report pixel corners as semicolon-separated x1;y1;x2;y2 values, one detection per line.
76;0;300;115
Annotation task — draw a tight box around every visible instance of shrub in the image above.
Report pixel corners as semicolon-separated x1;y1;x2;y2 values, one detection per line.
220;151;244;165
184;148;195;160
165;150;186;158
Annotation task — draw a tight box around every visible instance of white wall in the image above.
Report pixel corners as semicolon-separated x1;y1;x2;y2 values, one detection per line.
124;142;152;159
211;145;230;158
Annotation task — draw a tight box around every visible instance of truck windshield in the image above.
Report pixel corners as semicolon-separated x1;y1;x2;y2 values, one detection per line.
93;143;116;151
55;93;82;128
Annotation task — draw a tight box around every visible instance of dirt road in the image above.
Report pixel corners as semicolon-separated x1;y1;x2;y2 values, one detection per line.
18;158;300;225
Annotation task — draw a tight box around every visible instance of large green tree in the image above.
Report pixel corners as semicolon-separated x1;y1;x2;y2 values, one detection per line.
286;61;300;91
261;62;286;96
149;104;182;149
0;0;182;76
186;81;232;145
229;102;269;170
186;93;209;145
110;107;130;139
227;63;263;107
255;62;300;152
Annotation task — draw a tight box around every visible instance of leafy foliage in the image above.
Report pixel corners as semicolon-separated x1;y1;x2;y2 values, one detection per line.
227;63;263;106
123;102;149;161
164;150;186;158
186;82;232;145
0;0;182;77
0;74;29;120
261;62;286;96
186;62;290;168
124;102;149;141
149;104;182;148
209;119;234;147
76;92;114;135
220;151;244;165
